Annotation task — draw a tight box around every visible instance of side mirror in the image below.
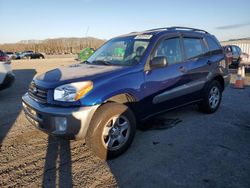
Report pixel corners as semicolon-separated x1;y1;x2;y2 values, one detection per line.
150;56;168;69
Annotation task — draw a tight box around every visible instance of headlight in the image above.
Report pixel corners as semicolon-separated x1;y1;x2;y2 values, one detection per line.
54;81;93;102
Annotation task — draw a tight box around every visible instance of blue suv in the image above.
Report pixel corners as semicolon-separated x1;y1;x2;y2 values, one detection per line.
22;27;230;159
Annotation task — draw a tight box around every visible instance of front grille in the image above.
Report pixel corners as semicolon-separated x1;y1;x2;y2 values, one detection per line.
28;82;48;103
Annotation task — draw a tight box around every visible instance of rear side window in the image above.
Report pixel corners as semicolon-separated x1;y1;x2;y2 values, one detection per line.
183;38;204;59
205;36;221;52
153;37;183;65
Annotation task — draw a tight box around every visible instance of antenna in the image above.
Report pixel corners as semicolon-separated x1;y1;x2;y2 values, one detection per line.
85;26;90;37
85;26;90;47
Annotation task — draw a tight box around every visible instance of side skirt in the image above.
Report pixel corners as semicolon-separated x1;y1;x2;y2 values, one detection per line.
140;99;203;122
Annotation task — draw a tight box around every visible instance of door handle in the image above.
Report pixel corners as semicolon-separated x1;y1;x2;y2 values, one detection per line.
179;66;186;73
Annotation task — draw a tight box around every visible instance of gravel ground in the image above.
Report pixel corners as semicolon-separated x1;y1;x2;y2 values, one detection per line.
0;58;250;188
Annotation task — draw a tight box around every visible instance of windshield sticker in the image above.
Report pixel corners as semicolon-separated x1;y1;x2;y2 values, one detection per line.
134;35;152;40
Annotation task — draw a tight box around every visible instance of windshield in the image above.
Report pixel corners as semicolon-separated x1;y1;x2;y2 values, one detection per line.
87;36;150;66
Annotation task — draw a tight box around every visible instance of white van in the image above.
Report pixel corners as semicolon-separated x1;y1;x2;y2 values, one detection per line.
0;50;15;90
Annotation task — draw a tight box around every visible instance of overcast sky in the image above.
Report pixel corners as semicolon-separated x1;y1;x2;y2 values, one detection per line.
0;0;250;43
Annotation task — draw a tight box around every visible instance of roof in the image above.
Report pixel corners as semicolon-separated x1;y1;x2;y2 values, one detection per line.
117;26;210;38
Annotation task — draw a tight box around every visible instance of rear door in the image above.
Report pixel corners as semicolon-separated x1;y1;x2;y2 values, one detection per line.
181;35;211;94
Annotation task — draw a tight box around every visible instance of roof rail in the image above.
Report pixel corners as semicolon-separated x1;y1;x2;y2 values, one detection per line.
145;26;209;34
145;27;169;32
168;26;209;34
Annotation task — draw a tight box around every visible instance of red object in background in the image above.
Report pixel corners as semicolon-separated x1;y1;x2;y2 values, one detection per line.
0;51;11;63
0;55;8;61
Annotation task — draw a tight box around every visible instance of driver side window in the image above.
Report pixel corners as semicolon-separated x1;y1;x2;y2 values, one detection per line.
153;37;183;65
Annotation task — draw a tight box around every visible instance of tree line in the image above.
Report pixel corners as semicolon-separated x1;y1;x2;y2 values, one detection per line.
0;37;106;54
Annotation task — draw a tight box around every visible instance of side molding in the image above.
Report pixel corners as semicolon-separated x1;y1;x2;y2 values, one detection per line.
153;80;205;104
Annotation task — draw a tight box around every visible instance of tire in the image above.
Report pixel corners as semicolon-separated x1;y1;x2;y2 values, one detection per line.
198;80;222;114
86;102;136;160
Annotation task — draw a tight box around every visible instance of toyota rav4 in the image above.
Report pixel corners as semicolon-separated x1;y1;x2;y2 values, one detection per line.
22;27;230;159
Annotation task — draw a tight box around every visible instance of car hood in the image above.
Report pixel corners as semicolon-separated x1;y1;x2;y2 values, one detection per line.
35;63;125;88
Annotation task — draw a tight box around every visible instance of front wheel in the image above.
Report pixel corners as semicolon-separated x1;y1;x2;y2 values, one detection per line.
198;80;222;113
86;102;136;160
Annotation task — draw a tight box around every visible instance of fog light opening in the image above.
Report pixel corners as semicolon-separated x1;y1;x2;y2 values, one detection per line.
55;117;67;132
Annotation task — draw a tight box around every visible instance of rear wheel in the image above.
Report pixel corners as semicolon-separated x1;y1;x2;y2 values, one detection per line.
86;102;136;160
198;80;222;113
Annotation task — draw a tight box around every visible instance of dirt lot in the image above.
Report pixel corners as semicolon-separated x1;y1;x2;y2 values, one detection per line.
0;58;250;188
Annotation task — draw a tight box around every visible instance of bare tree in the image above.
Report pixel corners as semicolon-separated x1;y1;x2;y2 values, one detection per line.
0;37;105;54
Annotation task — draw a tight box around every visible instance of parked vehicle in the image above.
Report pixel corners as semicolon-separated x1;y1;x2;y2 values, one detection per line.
0;50;10;63
5;52;17;60
223;46;233;65
19;51;34;59
15;52;23;60
224;45;242;68
24;52;45;59
0;50;15;90
22;27;230;159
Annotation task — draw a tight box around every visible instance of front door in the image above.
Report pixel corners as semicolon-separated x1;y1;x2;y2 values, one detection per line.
141;36;189;118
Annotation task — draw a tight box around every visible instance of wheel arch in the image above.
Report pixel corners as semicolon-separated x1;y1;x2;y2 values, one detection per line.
101;93;138;120
213;75;225;91
105;93;137;104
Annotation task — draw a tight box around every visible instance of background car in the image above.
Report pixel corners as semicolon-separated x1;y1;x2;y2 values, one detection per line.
0;50;15;90
14;52;22;59
19;51;34;59
0;50;10;63
224;45;242;68
23;52;45;59
223;46;233;65
5;52;17;60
